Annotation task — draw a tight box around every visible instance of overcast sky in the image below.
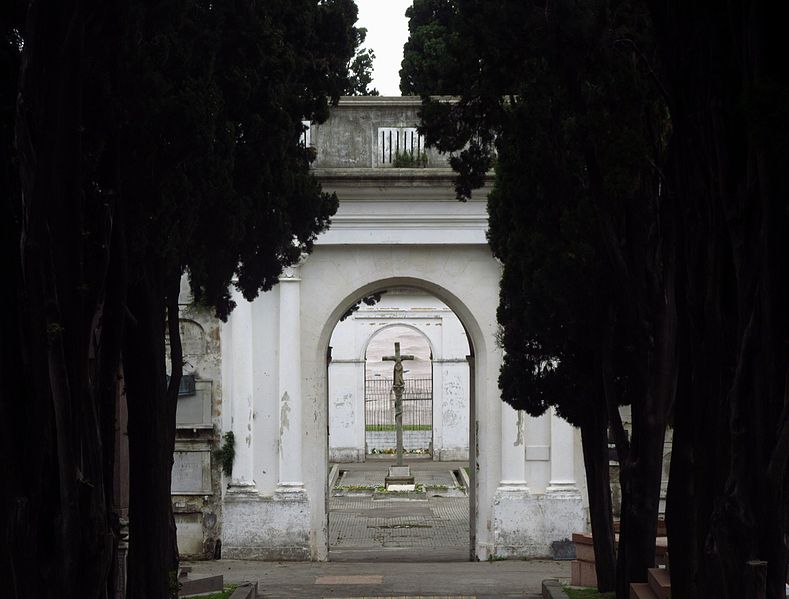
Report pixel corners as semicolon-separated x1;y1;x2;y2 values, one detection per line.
355;0;412;96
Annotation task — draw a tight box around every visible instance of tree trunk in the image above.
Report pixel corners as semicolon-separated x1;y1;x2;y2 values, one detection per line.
124;267;180;599
99;213;129;599
580;404;616;592
8;1;120;596
615;422;666;598
648;2;789;596
616;255;676;598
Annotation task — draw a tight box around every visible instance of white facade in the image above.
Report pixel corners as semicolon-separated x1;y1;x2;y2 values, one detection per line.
211;97;587;560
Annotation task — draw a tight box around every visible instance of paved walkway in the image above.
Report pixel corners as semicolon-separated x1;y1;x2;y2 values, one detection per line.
330;462;468;562
184;559;570;598
184;460;571;597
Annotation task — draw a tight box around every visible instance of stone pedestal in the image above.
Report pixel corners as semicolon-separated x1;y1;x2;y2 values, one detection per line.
223;488;311;560
492;489;585;558
385;465;415;491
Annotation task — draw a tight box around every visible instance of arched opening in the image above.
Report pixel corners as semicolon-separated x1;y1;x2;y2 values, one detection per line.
364;323;434;459
324;283;474;561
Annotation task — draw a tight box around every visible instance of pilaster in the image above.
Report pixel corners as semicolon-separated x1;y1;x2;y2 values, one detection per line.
498;402;528;490
276;266;306;498
229;294;255;489
548;407;578;493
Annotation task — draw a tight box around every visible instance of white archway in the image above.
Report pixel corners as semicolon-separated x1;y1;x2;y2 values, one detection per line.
303;258;498;561
216;97;585;562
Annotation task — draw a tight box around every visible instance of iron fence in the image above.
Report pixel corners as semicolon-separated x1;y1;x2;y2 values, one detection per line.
365;377;433;454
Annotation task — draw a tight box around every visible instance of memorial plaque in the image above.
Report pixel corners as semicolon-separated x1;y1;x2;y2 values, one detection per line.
176;380;212;428
172;450;211;494
526;445;550;461
175;512;204;556
180;320;206;355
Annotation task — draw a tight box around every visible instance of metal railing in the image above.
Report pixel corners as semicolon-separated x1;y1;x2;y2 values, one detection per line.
365;377;433;454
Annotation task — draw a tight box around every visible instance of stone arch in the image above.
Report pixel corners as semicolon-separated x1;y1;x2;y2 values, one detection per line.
360;320;436;363
304;270;494;560
315;276;484;362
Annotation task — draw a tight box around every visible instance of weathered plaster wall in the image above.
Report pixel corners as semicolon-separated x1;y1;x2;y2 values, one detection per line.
310;97;450;170
170;277;224;559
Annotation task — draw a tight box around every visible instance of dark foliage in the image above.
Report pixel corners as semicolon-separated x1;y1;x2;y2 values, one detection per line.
1;1;362;597
647;2;789;596
402;1;672;594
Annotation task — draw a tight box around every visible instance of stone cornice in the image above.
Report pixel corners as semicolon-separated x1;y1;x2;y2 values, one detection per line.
334;96;458;108
328;214;487;229
314;168;493;202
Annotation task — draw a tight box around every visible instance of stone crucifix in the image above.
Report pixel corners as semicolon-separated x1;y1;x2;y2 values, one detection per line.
383;341;414;466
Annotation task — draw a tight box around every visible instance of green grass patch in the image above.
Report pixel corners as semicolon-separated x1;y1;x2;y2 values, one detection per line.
563;587;615;599
181;584;238;599
365;424;432;431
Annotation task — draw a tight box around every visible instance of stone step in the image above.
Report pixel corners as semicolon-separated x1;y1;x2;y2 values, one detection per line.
648;568;671;599
629;582;659;599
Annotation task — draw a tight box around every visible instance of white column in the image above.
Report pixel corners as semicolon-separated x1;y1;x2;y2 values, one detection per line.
548;406;577;492
431;359;443;460
354;360;366;460
276;266;305;496
229;294;255;488
499;402;528;489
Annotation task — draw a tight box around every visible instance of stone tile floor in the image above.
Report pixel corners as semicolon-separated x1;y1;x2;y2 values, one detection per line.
330;495;468;550
329;465;469;562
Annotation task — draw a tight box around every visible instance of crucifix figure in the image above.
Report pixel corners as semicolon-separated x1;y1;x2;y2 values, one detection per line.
383;341;414;466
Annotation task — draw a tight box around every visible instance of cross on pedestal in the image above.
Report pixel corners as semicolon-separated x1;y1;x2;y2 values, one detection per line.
383;341;414;467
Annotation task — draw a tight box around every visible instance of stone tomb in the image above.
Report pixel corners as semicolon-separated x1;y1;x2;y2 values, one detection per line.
385;465;416;492
172;450;212;495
